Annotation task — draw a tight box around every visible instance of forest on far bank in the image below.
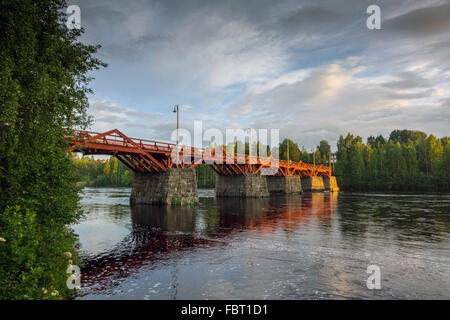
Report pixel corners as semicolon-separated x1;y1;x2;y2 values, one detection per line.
72;156;216;188
335;129;450;192
73;129;450;192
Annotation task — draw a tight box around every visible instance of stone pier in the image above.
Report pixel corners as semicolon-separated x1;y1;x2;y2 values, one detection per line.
323;176;340;192
215;174;270;198
266;176;302;195
130;168;199;206
301;176;325;192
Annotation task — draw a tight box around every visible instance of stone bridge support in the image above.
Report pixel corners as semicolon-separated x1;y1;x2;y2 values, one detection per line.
323;176;339;192
301;176;325;192
215;174;270;198
266;176;302;195
301;176;340;192
130;168;199;206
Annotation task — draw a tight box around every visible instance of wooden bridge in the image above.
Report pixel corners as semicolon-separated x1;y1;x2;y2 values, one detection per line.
67;129;338;205
67;129;332;177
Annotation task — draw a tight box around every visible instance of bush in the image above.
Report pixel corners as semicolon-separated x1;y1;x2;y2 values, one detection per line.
0;206;78;300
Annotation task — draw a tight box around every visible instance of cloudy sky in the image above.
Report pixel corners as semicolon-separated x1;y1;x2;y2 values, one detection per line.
69;0;450;150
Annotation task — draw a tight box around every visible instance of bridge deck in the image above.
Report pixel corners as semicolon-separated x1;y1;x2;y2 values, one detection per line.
67;129;331;177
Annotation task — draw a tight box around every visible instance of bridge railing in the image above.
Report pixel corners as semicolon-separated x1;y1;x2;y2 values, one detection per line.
70;129;177;153
68;129;332;175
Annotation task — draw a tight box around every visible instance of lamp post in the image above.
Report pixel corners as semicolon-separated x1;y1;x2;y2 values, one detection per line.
173;104;179;145
329;151;331;172
287;140;289;163
247;128;253;157
313;148;316;174
287;140;290;175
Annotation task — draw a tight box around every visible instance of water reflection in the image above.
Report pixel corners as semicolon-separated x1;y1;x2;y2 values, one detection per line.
132;205;197;233
338;193;450;243
202;193;338;235
75;189;450;299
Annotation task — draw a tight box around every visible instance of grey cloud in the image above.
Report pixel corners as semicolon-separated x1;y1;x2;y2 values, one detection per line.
383;3;450;37
94;114;126;124
225;58;449;149
276;7;345;35
90;101;163;120
435;97;450;122
381;71;433;89
134;34;173;45
415;37;450;73
90;101;124;113
88;99;222;144
386;89;436;100
81;6;126;26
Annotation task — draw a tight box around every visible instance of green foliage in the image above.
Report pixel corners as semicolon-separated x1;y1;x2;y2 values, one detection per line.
72;156;133;187
389;129;427;145
277;139;331;165
315;140;330;164
336;130;450;191
279;139;301;162
0;0;104;299
300;148;311;163
225;140;272;158
73;156;216;188
196;164;215;188
0;206;77;300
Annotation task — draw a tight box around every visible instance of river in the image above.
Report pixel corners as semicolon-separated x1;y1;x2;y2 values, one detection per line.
73;188;450;299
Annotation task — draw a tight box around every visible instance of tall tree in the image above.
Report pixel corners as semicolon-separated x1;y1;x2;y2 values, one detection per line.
389;129;426;144
279;139;301;162
0;0;105;299
300;147;311;163
317;140;331;164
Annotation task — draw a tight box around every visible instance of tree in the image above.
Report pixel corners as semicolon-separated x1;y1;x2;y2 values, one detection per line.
349;136;365;187
112;157;119;185
441;144;450;182
72;156;134;188
335;129;450;192
103;159;111;177
335;135;349;186
313;149;322;165
403;141;418;177
386;141;407;188
389;129;426;145
0;0;105;299
300;148;310;163
317;140;331;164
279;139;301;162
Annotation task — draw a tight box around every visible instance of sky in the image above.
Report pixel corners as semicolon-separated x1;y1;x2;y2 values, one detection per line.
68;0;450;150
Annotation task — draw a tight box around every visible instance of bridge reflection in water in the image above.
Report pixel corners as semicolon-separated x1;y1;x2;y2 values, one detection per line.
76;189;450;299
78;192;338;298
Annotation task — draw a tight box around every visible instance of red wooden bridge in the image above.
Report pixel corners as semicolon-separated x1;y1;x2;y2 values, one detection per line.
67;129;332;177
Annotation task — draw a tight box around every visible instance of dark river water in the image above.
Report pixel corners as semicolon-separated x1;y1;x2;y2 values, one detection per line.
73;188;450;300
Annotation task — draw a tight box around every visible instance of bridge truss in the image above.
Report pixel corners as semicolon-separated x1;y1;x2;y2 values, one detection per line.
67;129;332;177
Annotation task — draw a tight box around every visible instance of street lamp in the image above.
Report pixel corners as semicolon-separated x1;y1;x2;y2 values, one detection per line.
312;148;316;168
247;128;256;164
287;140;290;176
247;128;252;155
287;140;289;163
173;104;179;145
